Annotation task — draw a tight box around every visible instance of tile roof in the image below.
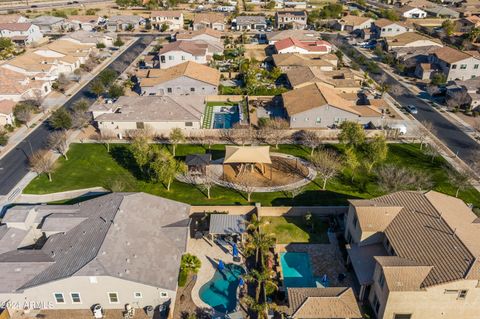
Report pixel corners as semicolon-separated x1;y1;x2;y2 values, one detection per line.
0;100;16;115
0;68;46;95
288;287;362;319
276;10;307;17
139;61;220;87
268;30;320;42
363;191;480;287
159;40;208;56
374;256;433;291
0;193;190;292
286;66;362;89
176;28;223;40
338;14;373;26
193;12;225;24
151;10;183;18
386;32;442;46
272;53;337;68
0;14;26;23
67;15;99;23
236;15;267;25
282;83;382;117
433;46;478;63
0;23;32;31
94;96;205;122
275;37;331;53
374;18;411;28
31;15;65;25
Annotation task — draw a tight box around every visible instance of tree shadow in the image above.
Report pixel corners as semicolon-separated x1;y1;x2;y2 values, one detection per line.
270;189;360;206
109;145;144;181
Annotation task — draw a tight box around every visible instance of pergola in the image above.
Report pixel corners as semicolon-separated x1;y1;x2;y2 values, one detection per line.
223;146;272;176
209;214;247;242
185;153;212;175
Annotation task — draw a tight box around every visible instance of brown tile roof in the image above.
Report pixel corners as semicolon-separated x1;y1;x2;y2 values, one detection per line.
176;28;223;40
274;37;331;53
151;10;183;18
0;23;32;31
369;191;480;287
193;12;225;24
288;288;362;319
272;53;337;68
433;46;475;63
286;66;362;88
374;18;411;28
375;256;433;291
268;30;320;42
0;14;25;23
338;14;373;27
386;32;442;46
159;41;208;56
0;68;45;95
139;61;220;87
0;100;16;115
67;15;99;23
282;83;382;117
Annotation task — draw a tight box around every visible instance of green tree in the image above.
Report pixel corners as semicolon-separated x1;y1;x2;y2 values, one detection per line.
363;134;388;173
380;9;399;21
96;42;106;49
319;3;343;18
49;108;72;130
72;99;89;113
244;296;270;319
0;129;8;146
160;23;168;32
304;211;313;231
442;19;454;36
468;27;480;42
99;69;117;87
244;268;278;301
244;231;275;267
150;149;186;190
130;135;152;175
0;37;15;59
266;0;275;9
90;79;105;97
85;8;98;15
108;84;125;98
114;37;124;47
338;121;366;148
145;21;152;30
344;146;359;182
180;253;201;274
431;73;447;85
169;127;185;156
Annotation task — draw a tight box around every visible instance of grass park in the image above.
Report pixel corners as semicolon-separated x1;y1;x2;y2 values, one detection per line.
24;142;480;210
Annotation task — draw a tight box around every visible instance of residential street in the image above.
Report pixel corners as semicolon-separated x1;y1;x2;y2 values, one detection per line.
333;35;480;169
0;35;154;196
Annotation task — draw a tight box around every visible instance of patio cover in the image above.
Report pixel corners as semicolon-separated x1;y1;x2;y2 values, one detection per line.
185;153;212;166
209;214;246;235
346;243;388;285
223;146;272;164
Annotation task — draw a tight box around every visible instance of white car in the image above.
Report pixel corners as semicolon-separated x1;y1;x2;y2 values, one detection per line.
389;123;407;135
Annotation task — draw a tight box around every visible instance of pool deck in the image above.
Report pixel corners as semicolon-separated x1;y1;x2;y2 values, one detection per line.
188;238;243;310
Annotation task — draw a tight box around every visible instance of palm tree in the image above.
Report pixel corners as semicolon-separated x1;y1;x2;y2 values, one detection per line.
180;253;202;274
244;231;275;267
244;296;270;319
244;269;278;302
247;213;264;232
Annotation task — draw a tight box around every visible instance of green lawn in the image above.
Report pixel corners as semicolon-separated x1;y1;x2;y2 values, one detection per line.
23;143;480;209
261;216;330;244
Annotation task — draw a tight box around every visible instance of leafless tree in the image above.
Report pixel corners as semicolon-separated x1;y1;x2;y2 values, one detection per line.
48;131;69;160
202;132;216;150
97;129;116;153
72;110;90;130
14;106;33;128
260;118;289;149
424;142;441;162
376;164;433;192
446;90;470;110
447;168;471;197
298;130;322;156
310;149;342;190
220;129;236;144
389;84;406;97
232;124;255;146
288;185;305;199
426;85;440;97
198;169;216;199
412;121;436;150
29;150;55;181
236;174;257;202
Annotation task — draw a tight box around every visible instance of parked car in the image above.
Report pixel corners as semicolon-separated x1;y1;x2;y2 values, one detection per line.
389;123;407;135
405;104;418;114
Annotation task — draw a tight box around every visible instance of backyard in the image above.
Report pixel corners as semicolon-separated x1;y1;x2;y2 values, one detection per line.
23;143;480;209
261;216;330;244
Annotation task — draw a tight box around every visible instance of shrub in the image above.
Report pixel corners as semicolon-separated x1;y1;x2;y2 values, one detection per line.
96;43;106;49
178;269;188;287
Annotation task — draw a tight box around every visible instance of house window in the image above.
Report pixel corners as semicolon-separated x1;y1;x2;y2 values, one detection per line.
452;64;457;69
394;315;412;319
70;293;81;303
316;117;321;124
108;292;119;303
185;122;193;127
161;56;166;63
372;292;381;314
168;56;174;61
378;271;385;289
181;56;186;60
167;88;172;93
304;117;309;121
458;290;468;299
474;64;479;69
190;88;195;92
54;293;65;304
136;122;145;129
134;292;143;299
460;64;467;70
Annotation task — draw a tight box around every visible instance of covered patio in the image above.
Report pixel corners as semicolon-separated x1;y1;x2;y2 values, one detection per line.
209;214;247;243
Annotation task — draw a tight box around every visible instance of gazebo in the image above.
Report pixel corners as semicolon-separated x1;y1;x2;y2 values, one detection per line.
209;214;247;242
185;153;212;175
223;146;272;176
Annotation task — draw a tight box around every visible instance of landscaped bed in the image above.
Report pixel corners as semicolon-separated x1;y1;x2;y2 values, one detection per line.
23;143;480;209
261;216;330;244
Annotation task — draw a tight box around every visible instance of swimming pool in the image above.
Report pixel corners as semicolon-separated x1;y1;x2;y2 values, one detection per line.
212;106;240;129
280;252;316;288
199;263;245;313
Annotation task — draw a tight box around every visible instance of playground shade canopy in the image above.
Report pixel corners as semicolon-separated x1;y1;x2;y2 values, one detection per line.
223;146;272;164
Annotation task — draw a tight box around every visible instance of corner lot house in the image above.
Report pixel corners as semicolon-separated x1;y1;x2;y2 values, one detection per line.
193;13;225;31
0;68;51;102
334;15;373;32
0;23;43;45
0;193;189;312
31;15;65;33
159;41;209;68
430;47;480;81
345;191;480;319
150;11;184;31
281;83;382;128
234;16;267;31
91;96;205;135
398;5;427;18
0;100;15;126
275;11;308;30
274;37;332;54
139;61;220;96
372;19;412;38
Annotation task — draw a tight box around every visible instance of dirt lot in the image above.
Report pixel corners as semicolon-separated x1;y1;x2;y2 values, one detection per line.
244;44;268;61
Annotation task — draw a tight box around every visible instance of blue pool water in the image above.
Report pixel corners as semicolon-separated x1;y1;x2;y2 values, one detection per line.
280;252;316;288
213;106;240;129
199;263;245;313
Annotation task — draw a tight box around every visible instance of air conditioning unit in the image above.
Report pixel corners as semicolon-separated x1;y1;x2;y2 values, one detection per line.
93;304;104;319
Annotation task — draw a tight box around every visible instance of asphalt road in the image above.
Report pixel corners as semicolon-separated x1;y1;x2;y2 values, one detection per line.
0;0;111;13
334;35;480;168
0;35;154;196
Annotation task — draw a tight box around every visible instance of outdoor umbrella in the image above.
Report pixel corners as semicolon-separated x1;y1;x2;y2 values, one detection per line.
232;243;239;257
321;274;329;287
239;277;245;286
218;259;225;271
